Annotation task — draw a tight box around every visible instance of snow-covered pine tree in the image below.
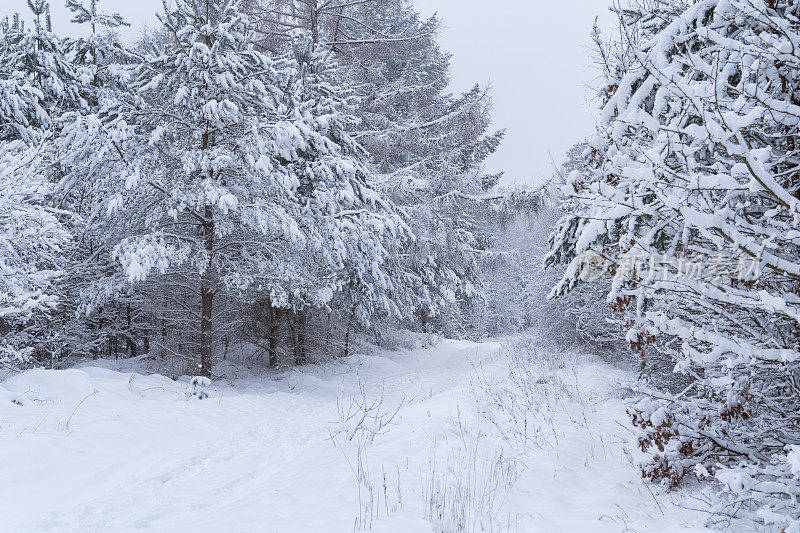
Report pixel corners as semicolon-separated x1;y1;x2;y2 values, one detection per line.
61;0;406;374
0;0;83;142
65;0;129;87
548;1;800;528
0;14;43;143
249;0;507;335
0;1;85;367
279;32;410;352
0;142;72;367
54;0;154;364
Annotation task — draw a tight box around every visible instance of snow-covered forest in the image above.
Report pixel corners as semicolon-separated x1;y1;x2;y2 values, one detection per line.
2;0;800;531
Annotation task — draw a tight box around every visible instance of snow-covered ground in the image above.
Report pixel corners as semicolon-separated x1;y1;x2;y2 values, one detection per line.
0;337;711;532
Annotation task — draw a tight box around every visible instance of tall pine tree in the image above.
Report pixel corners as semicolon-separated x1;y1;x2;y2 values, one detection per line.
62;0;406;374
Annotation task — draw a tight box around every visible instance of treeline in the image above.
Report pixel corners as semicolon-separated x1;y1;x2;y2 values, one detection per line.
544;0;800;529
0;0;540;376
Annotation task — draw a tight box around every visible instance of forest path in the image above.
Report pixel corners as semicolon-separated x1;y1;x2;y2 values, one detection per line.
0;338;708;532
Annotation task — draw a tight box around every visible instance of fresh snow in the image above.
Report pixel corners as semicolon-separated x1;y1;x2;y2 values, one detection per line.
0;338;710;532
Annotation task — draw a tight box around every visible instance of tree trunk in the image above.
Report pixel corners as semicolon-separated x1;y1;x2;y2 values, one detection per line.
289;313;299;365
199;204;214;377
344;305;356;358
344;321;351;359
161;323;167;363
198;9;214;378
126;303;136;358
297;312;307;365
308;0;319;45
268;301;278;368
95;312;103;360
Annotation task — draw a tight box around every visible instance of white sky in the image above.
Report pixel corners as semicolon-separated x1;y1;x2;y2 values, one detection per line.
37;0;616;186
412;1;616;186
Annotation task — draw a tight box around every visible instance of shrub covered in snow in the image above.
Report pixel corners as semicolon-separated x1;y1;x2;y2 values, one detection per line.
548;0;800;528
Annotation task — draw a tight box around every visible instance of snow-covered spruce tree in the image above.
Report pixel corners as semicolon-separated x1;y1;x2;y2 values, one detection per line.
62;0;406;374
548;1;800;528
232;32;413;365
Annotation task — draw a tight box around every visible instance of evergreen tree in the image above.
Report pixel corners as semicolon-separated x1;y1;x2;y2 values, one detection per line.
0;0;83;142
0;142;73;367
66;0;130;87
0;1;84;366
250;0;506;334
61;0;406;375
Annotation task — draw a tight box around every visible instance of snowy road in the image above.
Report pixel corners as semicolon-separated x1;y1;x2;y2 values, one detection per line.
0;338;709;532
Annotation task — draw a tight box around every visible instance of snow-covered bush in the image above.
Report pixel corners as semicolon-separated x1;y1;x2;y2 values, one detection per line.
548;0;800;528
423;447;520;533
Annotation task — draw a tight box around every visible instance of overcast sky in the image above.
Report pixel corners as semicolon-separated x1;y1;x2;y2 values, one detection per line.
412;1;615;185
40;0;615;186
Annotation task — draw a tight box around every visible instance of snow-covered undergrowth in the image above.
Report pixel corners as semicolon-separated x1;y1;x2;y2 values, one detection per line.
0;337;710;532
